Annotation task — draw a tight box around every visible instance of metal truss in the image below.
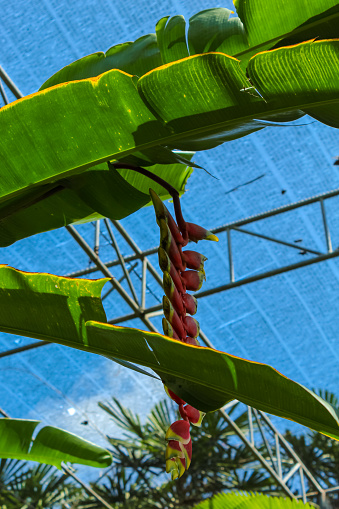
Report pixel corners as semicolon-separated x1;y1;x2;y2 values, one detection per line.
1;66;339;506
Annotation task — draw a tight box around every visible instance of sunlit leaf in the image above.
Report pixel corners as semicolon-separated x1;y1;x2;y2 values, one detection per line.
0;265;107;343
0;42;338;246
40;34;162;90
0;419;112;468
156;15;189;64
234;0;339;51
1;265;338;442
82;321;339;443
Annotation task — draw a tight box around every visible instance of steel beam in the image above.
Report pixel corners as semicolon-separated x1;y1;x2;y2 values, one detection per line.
1;69;338;505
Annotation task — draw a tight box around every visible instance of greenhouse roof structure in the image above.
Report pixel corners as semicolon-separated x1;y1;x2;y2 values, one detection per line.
0;0;338;501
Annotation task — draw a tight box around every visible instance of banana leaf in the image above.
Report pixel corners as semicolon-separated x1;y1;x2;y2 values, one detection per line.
0;418;112;468
0;158;193;247
0;265;108;343
40;33;162;90
39;2;339;90
0;41;338;245
1;266;339;442
234;0;339;50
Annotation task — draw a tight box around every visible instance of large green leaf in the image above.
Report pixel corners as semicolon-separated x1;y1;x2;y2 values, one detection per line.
1;42;338;244
194;491;313;509
155;15;189;64
0;159;192;247
0;419;112;468
187;8;249;58
0;70;173;208
234;0;339;50
0;265;108;343
1;267;339;441
247;39;339;128
39;4;339;89
137;41;338;149
84;321;339;441
40;34;162;90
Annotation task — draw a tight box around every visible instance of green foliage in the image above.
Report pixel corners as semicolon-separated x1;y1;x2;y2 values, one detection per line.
77;399;275;508
0;418;112;469
40;1;339;87
0;459;82;508
86;322;339;440
193;491;314;509
0;265;107;343
284;390;339;489
1;0;339;476
1;265;339;440
0;158;192;247
0;3;338;243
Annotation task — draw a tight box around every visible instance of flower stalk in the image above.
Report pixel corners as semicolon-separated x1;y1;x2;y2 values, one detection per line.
150;188;218;479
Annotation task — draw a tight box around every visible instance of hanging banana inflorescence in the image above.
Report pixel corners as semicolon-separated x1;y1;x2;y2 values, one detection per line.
150;188;218;480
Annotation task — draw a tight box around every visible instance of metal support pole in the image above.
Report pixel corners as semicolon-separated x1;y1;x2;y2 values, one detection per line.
66;225;159;334
141;257;147;309
258;410;325;494
61;463;114;509
104;219;139;305
233;226;322;256
196;249;339;298
227;229;235;282
112;220;164;289
0;407;10;418
0;66;23;99
0;79;9;105
248;406;254;445
253;408;277;472
275;433;282;478
219;407;297;499
94;220;100;256
320;199;333;253
300;467;307;504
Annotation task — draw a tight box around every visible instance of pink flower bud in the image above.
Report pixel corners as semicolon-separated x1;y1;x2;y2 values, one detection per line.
181;270;205;291
159;219;186;271
184;336;200;346
183;316;200;338
186;222;219;243
165;420;191;444
166;210;185;247
163;272;185;316
183;438;192;469
182;293;198;315
162;318;179;340
182;250;208;272
165;432;193;477
150;189;185;245
184;405;205;427
163;296;186;339
158;247;185;294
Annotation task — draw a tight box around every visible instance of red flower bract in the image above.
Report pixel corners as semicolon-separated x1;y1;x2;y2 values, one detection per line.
150;188;218;479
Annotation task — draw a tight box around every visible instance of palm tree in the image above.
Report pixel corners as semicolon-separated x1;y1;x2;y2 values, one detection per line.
0;458;82;509
78;399;275;508
283;391;339;509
